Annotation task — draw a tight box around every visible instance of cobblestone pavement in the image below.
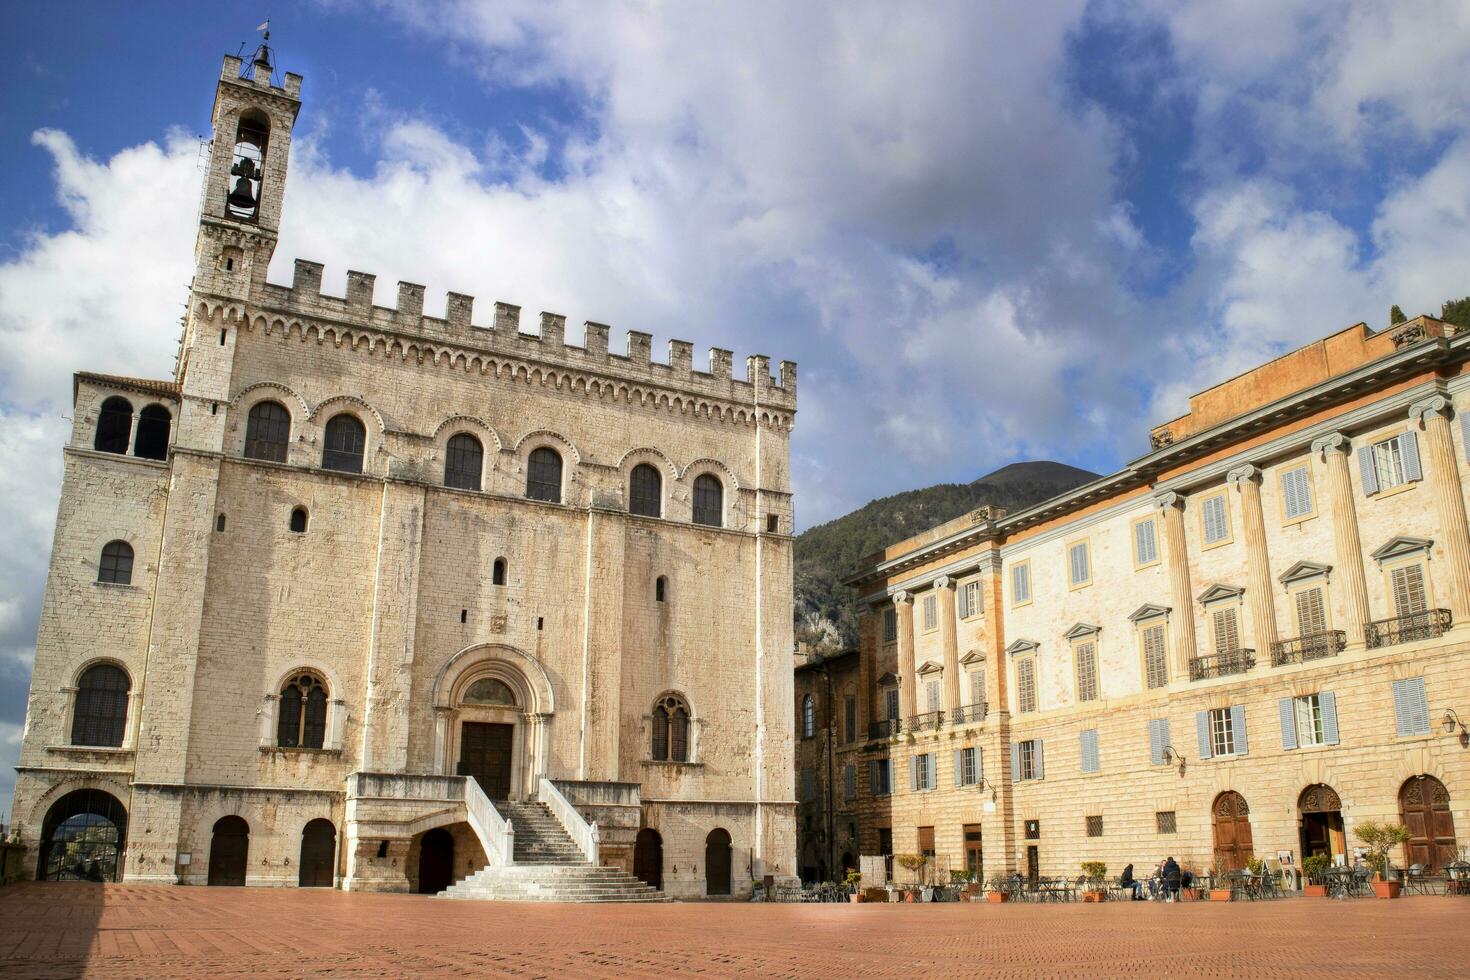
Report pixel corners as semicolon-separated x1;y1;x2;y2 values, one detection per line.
3;883;1469;978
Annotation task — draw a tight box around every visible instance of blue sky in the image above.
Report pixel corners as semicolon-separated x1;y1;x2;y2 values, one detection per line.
2;1;1469;818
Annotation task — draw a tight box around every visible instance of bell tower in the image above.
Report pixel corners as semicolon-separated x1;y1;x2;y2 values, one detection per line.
193;42;302;300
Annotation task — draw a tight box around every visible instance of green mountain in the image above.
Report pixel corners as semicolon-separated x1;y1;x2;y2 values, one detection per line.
793;460;1099;651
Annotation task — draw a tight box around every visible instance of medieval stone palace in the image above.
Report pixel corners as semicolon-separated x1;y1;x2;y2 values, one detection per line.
12;46;797;899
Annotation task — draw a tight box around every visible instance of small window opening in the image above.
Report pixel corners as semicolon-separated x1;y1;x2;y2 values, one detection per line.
219;329;228;345
289;507;308;533
537;617;544;631
210;401;218;415
766;514;779;534
215;514;226;532
460;609;467;624
655;576;667;603
224;258;234;272
376;840;388;859
492;558;506;586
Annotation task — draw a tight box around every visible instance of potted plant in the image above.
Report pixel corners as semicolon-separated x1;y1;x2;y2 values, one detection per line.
951;868;980;900
1302;855;1331;898
845;869;864;902
1354;820;1412;899
894;854;928;902
1080;861;1108;902
1209;859;1234;902
986;874;1011;903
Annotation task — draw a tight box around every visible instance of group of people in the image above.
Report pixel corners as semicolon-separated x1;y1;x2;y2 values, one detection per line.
1119;858;1193;901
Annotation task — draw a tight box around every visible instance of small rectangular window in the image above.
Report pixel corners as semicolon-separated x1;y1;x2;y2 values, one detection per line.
968;668;985;707
914;753;934;791
922;594;938;630
1015;739;1041;781
959;746;978;786
925;678;942;713
1011;561;1031;605
1211;606;1240;655
1067;541;1091;588
960;580;983;619
884;687;900;721
1086;815;1103;838
1280;464;1315;520
800;768;815;801
1142;622;1168;689
1075;642;1099;702
766;513;779;533
1133;517;1158;566
1294;586;1327;636
1156;811;1177;834
1390;563;1429;618
1201;493;1230;545
1373;435;1409;491
844;696;856;744
1209;707;1236;756
844;764;857;800
1294;694;1324;747
1016;658;1037;714
883;607;898;643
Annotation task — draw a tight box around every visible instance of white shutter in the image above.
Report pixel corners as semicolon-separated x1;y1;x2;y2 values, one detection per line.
1010;741;1021;779
1400;431;1422;481
958;583;970;619
1281;466;1312;519
1278;697;1298;751
1231;705;1249;754
1034;740;1045;780
1392;677;1429;735
1196;710;1213;760
1320;691;1340;745
1135;519;1157;565
1461;409;1470;462
1148;718;1168;765
1357;445;1379;495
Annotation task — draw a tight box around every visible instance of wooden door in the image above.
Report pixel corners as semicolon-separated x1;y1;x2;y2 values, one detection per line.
299;819;336;888
705;828;732;896
634;828;663;891
963;824;983;881
1026;845;1039;884
1400;776;1458;873
208;816;249;886
417;827;455;894
1212;792;1253;872
459;722;514;800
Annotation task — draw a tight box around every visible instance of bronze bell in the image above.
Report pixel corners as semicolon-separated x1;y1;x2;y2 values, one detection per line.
226;175;257;214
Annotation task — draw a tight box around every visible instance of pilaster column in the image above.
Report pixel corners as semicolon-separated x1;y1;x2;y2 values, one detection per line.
1154;491;1198;675
894;591;917;719
1410;396;1470;620
1312;433;1371;641
1228;465;1279;652
935;576;961;712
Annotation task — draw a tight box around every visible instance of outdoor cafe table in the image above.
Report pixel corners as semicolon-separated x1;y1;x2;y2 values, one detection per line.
1447;863;1470;896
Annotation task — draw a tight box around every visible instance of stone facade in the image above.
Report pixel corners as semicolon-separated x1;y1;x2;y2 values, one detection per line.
792;648;860;882
12;48;796;900
840;315;1470;887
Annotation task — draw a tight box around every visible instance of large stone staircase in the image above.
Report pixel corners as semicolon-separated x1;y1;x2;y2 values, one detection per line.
439;800;668;903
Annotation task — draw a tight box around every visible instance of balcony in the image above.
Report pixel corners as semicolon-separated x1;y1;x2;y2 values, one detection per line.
1188;649;1256;681
1270;630;1346;667
1366;609;1452;649
906;711;944;733
951;702;988;725
868;718;902;739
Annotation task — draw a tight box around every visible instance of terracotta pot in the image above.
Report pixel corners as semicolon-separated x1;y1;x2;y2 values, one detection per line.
1209;889;1234;902
987;891;1009;903
1082;890;1105;903
904;891;918;903
849;893;863;903
963;883;982;899
1303;884;1327;898
1372;880;1401;900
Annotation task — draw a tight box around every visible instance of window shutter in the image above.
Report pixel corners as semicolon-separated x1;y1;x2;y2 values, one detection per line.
1296;587;1326;636
1391;564;1428;617
1278;697;1298;751
954;749;963;787
1357;445;1379;495
1400;430;1422;481
1078;730;1093;773
1408;677;1429;734
1320;691;1339;745
1281;466;1311;519
1148;718;1164;766
1035;740;1045;780
1010;741;1021;778
1196;710;1213;760
927;754;937;788
869;760;879;795
958;584;969;619
1462;410;1470;462
885;758;894;792
910;756;919;791
1136;519;1157;564
1230;704;1248;754
975;747;983;785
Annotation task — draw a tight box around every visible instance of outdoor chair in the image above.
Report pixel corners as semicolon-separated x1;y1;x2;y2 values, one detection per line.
1403;864;1435;896
1445;862;1470;896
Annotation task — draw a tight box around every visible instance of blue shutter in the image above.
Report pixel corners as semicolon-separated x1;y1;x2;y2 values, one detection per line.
1196;710;1213;760
869;760;879;795
1462;410;1470;462
1231;704;1248;755
1409;677;1429;734
1392;677;1429;736
928;754;937;788
910;756;919;791
1393;679;1413;736
975;747;983;786
886;758;894;793
1320;691;1339;745
1357;445;1378;495
1010;741;1021;779
1148;718;1165;765
1035;740;1045;780
1400;431;1423;481
1079;730;1095;773
954;749;963;787
1279;697;1297;751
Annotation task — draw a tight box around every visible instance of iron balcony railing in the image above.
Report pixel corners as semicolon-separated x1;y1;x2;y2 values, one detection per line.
1366;609;1452;649
1270;629;1347;667
868;718;902;739
951;702;988;725
1188;649;1256;682
906;711;944;732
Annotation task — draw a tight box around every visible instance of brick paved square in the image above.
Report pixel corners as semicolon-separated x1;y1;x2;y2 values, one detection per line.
2;884;1469;978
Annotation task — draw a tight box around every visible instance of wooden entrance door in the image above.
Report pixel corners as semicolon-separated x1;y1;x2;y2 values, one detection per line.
1212;792;1253;872
208;816;249;886
417;827;454;894
1400;775;1458;873
634;828;663;890
963;824;983;881
458;722;514;800
299;819;336;888
705;828;732;896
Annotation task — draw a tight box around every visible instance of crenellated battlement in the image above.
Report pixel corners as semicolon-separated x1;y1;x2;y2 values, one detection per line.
237;258;798;411
220;54;303;100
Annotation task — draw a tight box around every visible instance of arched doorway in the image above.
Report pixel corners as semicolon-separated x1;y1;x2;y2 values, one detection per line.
1211;791;1253;872
634;828;663;890
705;828;732;896
841;851;856;875
38;789;127;882
299;819;336;888
1400;775;1458;874
456;678;518;800
208;816;250;886
1298;784;1345;863
417;827;455;894
434;645;557;804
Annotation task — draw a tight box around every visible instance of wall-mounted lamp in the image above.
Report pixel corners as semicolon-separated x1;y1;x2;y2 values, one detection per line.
977;777;998;803
1442;708;1468;747
1161;746;1187;777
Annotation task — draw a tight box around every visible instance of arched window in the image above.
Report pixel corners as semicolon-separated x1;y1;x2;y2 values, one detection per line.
225;111;269;220
444;433;484;491
244;400;291;462
652;693;691;762
629;463;662;518
97;541;134;585
132;405;171;460
693;474;723;527
289;507;308;533
277;673;328;749
40;788;127;881
801;694;815;739
526;447;563;502
72;664;130;747
94;397;132;454
492;558;507;586
655;576;667;603
322;414;366;473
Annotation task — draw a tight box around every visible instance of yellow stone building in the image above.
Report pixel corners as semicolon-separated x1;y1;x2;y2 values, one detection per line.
841;315;1469;884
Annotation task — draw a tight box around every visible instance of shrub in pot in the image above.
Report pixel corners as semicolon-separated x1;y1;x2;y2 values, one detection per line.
1302;855;1331;898
845;869;864;902
1354;821;1412;899
1081;861;1108;902
1209;859;1233;901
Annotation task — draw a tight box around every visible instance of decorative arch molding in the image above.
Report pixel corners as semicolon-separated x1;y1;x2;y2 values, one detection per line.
679;456;741;491
433;643;555;716
428;414;504;455
511;428;582;469
271;662;347;700
24;773;133;831
616;446;680;481
1297;783;1342;813
228;381;311;419
309;394;387;433
193;299;248;324
71;656;136;688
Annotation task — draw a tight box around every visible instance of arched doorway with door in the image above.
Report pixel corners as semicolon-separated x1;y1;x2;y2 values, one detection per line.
208;816;250;886
634;828;663;890
1298;784;1345;864
299;819;336;888
705;828;732;896
432;644;556;802
1400;775;1458;874
38;788;128;882
1211;791;1253;872
417;827;455;894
